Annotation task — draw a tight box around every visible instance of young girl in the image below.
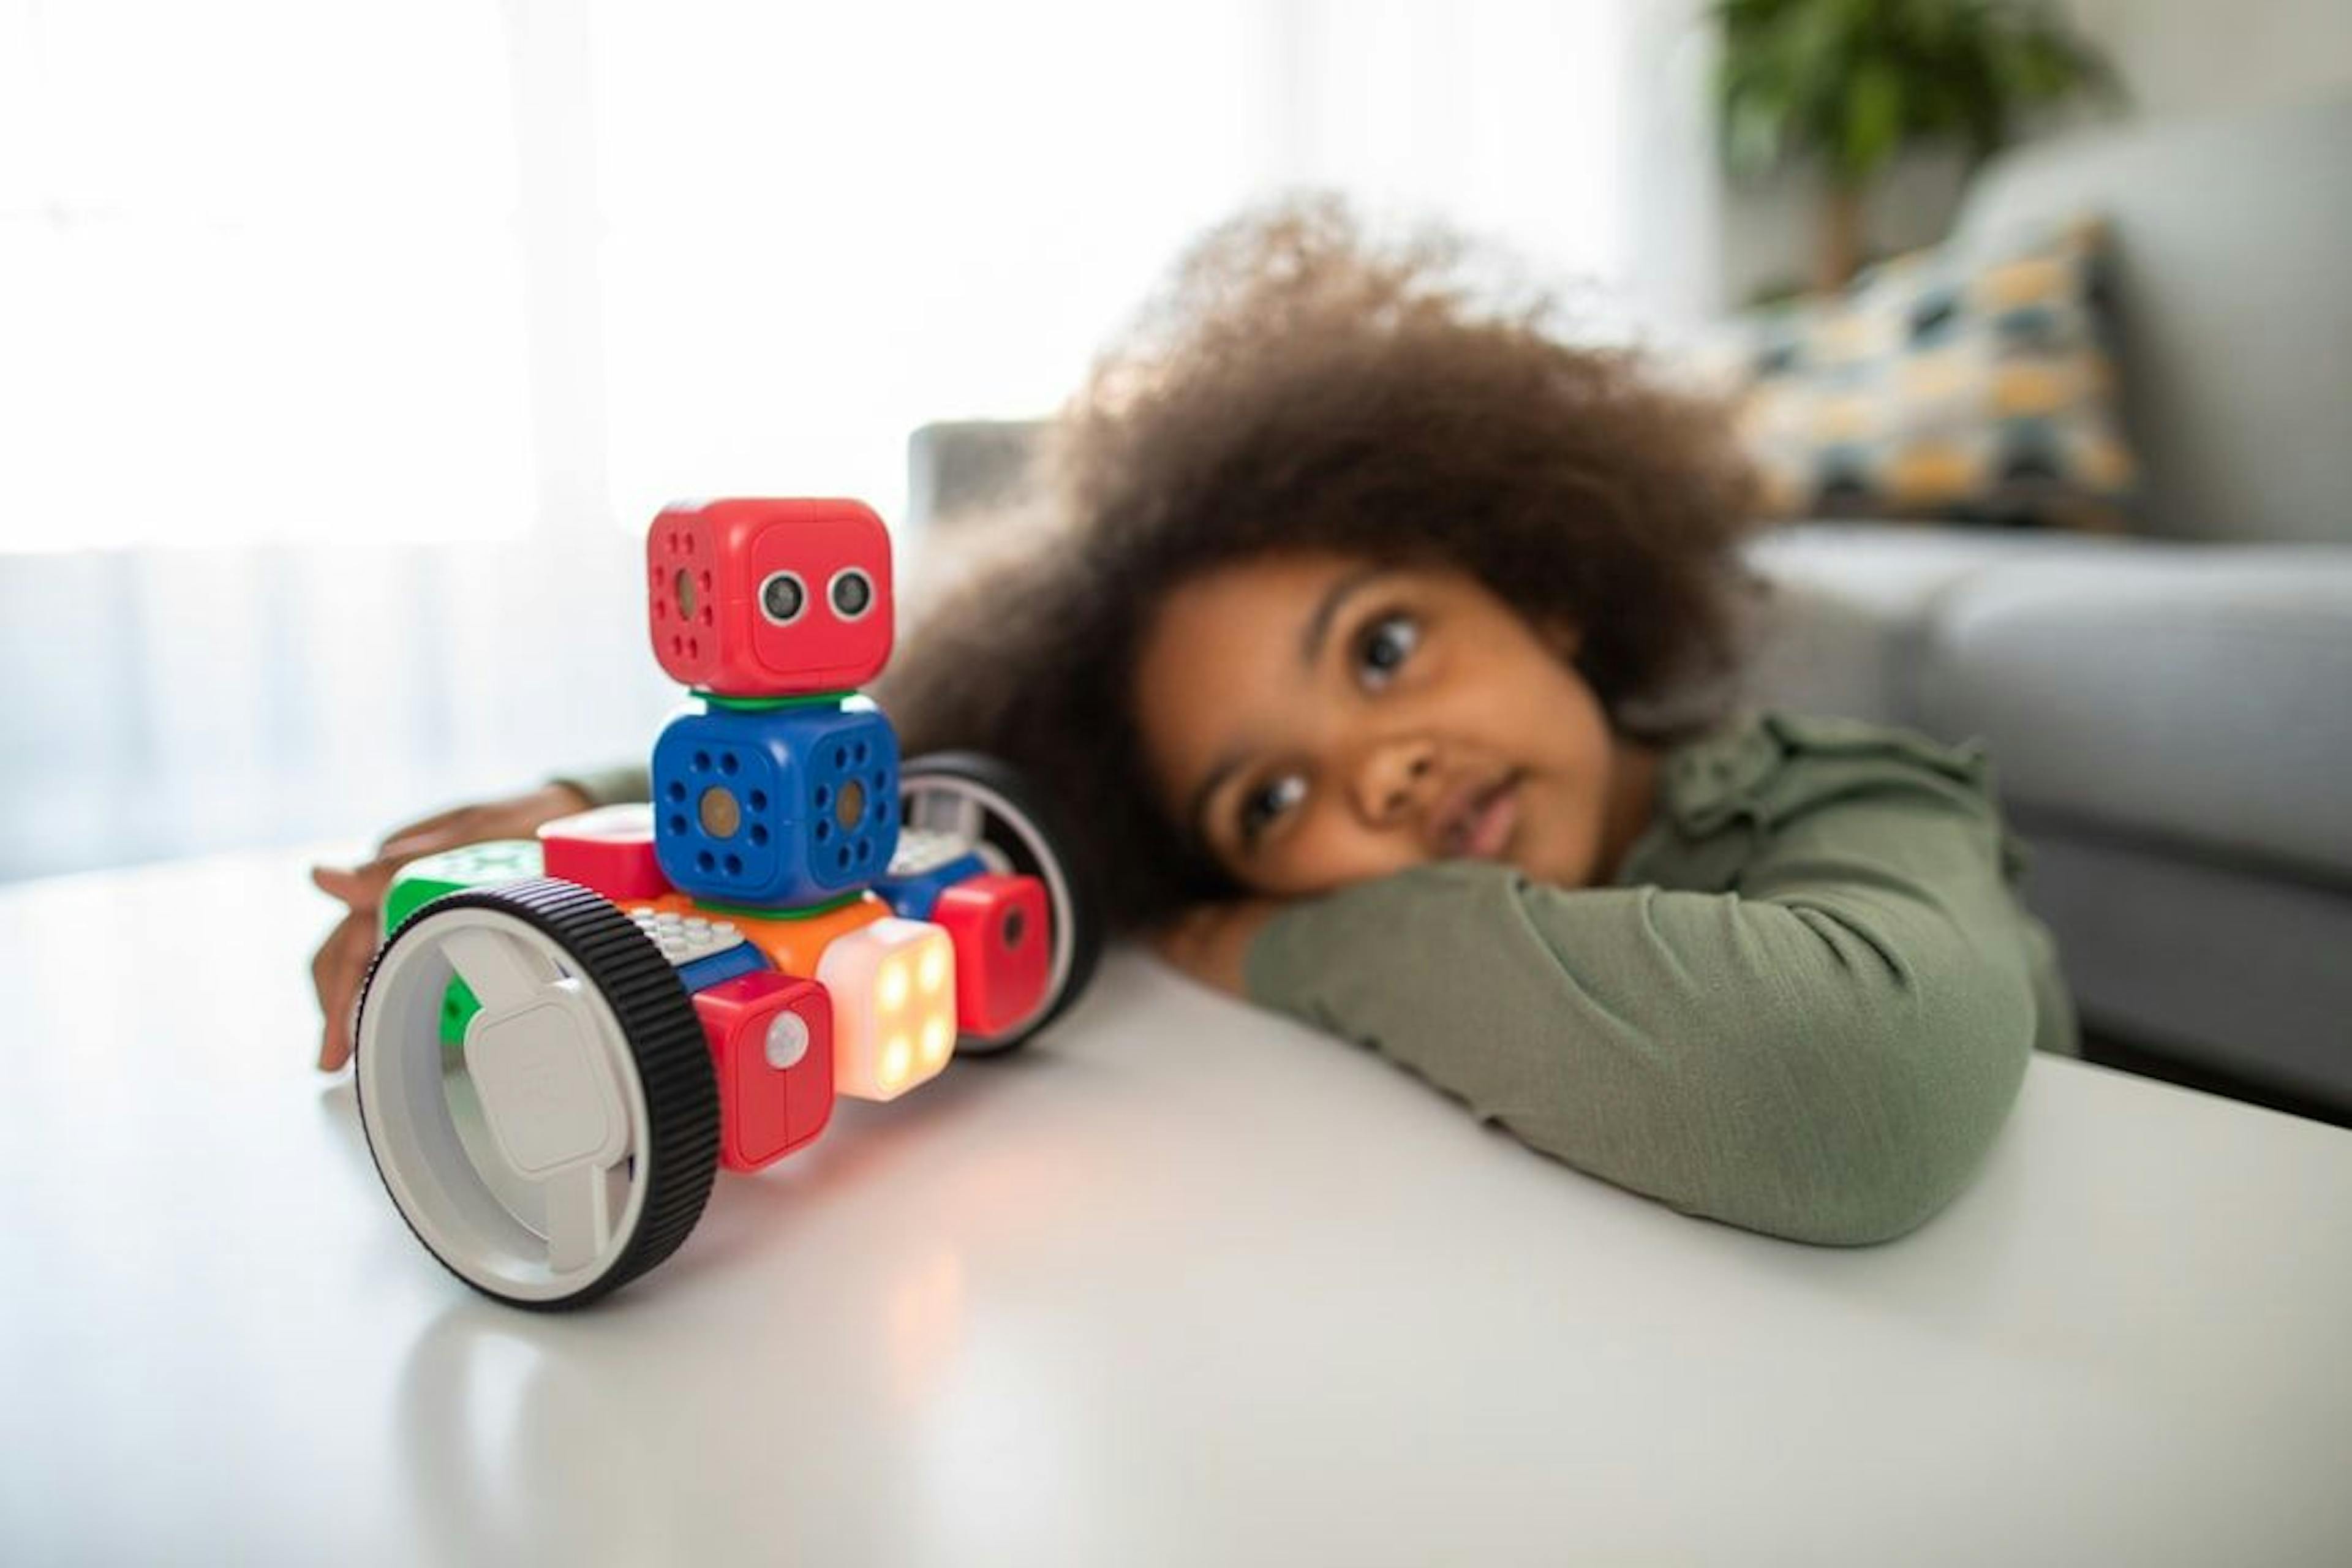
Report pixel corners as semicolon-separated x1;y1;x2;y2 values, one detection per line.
312;197;2074;1248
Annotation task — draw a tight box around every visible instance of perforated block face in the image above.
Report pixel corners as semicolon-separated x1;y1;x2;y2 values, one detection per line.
650;701;902;907
647;506;723;688
646;498;894;696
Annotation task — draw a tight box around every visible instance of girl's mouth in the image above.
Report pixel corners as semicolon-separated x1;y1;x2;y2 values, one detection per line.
1449;772;1523;859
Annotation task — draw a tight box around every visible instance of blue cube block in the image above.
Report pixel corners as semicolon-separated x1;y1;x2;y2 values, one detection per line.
651;698;901;907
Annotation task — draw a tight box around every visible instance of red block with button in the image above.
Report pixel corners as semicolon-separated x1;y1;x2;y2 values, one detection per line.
646;498;894;698
537;804;671;902
691;971;835;1172
931;873;1052;1040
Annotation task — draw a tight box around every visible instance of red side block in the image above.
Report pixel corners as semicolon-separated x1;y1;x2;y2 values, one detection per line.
932;873;1051;1040
692;971;835;1172
538;804;671;902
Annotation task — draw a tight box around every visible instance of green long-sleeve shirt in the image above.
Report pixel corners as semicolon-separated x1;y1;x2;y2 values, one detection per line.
1242;709;2075;1248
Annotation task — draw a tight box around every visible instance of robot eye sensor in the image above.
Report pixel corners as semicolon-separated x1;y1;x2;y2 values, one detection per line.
758;570;809;627
827;567;876;622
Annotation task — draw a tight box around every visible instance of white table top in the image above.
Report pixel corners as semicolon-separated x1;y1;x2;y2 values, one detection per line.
4;847;2349;1566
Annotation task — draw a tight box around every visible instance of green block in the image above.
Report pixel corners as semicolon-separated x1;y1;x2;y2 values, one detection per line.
382;839;545;1054
696;689;845;712
382;839;547;935
688;889;862;922
438;975;480;1047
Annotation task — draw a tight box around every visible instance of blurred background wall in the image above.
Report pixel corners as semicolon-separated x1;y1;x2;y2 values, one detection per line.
1691;0;2352;307
2;0;2346;882
0;0;1636;880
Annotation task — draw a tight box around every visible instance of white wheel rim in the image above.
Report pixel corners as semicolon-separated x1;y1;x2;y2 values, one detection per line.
900;771;1074;1047
358;907;656;1303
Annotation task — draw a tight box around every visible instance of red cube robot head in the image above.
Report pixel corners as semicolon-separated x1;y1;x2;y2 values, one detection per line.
647;498;894;697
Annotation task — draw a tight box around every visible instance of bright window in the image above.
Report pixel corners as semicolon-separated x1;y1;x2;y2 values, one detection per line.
589;0;1284;531
0;0;533;551
0;1;1633;554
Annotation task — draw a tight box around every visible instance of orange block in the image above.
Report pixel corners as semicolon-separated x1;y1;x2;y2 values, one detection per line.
691;892;891;979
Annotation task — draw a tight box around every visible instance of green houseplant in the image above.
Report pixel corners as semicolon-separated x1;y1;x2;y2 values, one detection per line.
1714;0;2122;290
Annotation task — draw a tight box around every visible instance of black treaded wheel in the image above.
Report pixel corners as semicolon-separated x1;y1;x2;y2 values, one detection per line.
354;877;721;1310
899;751;1104;1054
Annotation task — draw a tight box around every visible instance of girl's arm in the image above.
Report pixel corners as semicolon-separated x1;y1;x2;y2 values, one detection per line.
552;762;651;807
1234;723;2057;1246
1152;899;1287;995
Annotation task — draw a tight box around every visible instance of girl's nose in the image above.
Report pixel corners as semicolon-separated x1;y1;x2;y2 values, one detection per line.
1352;737;1439;825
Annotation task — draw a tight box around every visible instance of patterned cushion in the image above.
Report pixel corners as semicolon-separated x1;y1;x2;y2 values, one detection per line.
1723;221;2139;532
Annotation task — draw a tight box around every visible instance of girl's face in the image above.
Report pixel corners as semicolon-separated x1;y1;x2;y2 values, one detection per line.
1133;551;1656;900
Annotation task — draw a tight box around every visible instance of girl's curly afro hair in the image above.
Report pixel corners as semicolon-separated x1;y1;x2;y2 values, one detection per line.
875;194;1771;936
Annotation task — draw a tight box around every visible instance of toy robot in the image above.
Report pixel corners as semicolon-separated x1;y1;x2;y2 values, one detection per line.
353;499;1101;1309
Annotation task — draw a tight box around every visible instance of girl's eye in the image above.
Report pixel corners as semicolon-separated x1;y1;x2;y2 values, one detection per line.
1355;612;1420;688
1237;772;1307;846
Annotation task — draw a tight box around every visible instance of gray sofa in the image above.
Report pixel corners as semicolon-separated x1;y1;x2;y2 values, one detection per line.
905;93;2352;1125
1742;94;2352;1123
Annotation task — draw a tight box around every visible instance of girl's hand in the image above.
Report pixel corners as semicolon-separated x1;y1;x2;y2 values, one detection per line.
307;782;592;1072
1148;898;1287;1000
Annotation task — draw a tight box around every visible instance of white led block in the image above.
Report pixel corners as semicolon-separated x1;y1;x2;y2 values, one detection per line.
815;917;957;1102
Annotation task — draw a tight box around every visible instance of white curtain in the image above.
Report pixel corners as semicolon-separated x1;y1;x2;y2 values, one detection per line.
0;0;1639;881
